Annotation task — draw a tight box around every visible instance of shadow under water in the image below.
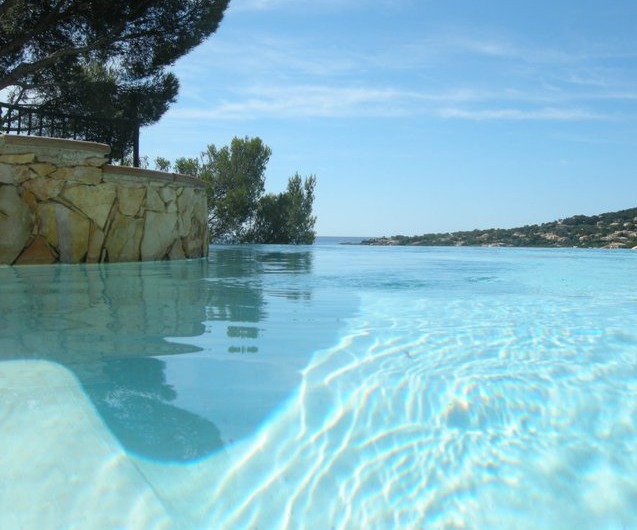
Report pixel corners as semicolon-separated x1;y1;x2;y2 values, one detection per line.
90;357;224;461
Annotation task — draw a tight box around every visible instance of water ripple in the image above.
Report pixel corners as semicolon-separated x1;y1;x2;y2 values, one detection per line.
158;289;637;529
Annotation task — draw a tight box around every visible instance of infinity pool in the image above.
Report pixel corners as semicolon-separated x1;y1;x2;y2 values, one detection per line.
1;244;636;529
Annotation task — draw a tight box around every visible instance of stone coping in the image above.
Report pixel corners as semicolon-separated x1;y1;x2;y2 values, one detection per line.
0;134;205;188
0;133;111;155
103;164;206;188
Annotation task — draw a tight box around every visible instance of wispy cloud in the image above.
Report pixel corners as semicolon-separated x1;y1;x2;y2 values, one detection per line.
168;80;619;122
438;106;608;121
169;85;412;119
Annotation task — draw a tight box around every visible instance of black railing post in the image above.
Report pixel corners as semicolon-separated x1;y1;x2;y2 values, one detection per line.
133;122;140;168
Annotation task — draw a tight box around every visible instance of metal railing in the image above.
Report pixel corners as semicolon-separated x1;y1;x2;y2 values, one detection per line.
0;102;140;167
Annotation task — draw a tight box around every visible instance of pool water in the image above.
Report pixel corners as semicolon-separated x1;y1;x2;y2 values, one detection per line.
1;244;636;529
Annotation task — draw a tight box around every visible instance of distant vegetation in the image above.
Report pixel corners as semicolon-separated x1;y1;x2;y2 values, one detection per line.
157;136;317;245
362;207;637;249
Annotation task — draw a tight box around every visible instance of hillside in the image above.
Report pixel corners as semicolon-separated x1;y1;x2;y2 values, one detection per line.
361;207;637;249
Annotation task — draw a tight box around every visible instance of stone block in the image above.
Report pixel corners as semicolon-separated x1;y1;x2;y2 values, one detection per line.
23;177;65;201
62;184;116;230
86;223;106;263
0;153;35;164
0;185;34;264
0;163;31;184
141;211;178;260
159;187;177;212
193;194;208;230
0;163;14;184
104;213;144;262
168;240;186;260
22;188;38;212
38;202;60;249
182;219;205;258
13;165;33;183
85;156;108;167
55;204;90;263
117;186;146;217
51;166;102;185
14;236;56;265
30;163;57;178
177;186;195;208
145;186;166;212
177;209;193;238
38;202;88;262
176;187;196;236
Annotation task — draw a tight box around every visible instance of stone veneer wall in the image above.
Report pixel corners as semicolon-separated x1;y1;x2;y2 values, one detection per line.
0;134;208;265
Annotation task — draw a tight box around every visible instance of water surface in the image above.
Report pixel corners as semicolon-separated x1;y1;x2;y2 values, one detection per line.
1;245;636;529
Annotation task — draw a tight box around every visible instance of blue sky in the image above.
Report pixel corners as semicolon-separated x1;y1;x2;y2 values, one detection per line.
141;0;637;237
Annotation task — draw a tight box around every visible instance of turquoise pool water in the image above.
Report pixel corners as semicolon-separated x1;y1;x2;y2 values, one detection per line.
1;244;636;529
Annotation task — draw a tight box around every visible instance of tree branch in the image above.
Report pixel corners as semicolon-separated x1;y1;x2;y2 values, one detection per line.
0;1;84;59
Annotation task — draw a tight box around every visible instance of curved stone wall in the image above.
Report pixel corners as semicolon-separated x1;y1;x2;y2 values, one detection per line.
0;134;208;265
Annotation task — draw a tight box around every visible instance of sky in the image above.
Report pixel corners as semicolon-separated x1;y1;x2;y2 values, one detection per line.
141;0;637;237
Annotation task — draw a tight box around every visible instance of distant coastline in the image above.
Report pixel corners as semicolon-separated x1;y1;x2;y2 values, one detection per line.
315;236;369;245
360;207;637;249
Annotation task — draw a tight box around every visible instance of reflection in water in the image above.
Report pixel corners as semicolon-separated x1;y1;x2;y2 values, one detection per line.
0;246;337;462
204;247;314;353
0;260;209;362
0;260;220;461
160;246;333;445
